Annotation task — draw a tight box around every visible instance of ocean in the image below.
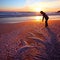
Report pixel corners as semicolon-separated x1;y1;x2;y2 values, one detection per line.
0;12;60;23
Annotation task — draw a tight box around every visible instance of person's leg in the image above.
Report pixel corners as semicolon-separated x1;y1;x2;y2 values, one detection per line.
45;20;48;27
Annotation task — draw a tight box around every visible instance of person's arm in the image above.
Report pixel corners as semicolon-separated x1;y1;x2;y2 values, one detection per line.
42;16;44;22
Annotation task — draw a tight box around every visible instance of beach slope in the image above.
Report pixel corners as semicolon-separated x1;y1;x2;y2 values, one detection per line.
0;20;60;60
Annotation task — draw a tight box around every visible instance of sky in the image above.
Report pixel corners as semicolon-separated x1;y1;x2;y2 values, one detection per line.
0;0;60;12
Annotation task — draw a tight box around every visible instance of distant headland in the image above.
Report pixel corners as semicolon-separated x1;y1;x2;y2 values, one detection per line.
57;11;60;13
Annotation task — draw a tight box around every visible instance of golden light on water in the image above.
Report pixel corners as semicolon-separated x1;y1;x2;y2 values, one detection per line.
35;16;41;22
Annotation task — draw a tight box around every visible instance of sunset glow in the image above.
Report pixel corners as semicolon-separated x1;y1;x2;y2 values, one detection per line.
0;0;60;12
35;8;42;12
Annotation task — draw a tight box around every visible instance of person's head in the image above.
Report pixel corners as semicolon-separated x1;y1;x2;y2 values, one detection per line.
40;11;44;14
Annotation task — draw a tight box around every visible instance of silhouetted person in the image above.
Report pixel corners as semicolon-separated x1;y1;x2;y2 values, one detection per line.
40;11;49;27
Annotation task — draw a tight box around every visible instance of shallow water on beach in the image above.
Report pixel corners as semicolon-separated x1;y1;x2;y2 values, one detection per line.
0;15;60;23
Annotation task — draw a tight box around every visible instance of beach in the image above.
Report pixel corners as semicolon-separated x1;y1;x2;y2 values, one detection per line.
0;0;60;59
0;20;60;60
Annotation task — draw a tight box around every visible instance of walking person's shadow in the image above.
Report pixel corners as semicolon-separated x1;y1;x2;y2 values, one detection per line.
46;27;58;44
46;27;60;60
